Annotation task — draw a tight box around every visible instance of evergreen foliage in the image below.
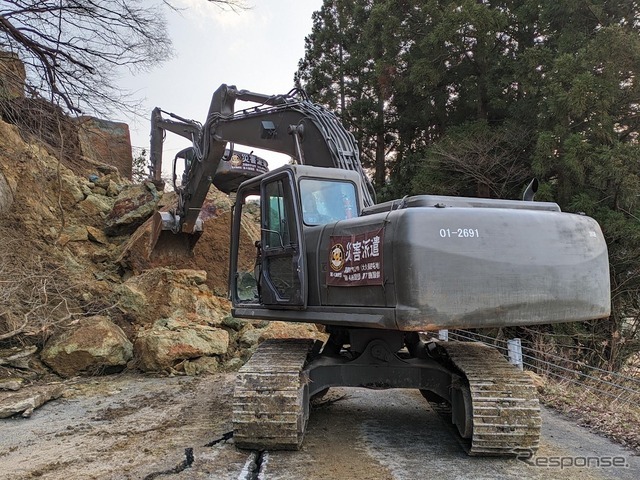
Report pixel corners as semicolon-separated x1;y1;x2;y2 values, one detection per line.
297;0;640;369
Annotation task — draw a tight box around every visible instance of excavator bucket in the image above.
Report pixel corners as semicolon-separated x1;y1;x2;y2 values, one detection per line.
149;211;202;259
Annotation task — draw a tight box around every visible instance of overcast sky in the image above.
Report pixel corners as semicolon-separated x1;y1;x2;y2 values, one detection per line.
120;0;323;173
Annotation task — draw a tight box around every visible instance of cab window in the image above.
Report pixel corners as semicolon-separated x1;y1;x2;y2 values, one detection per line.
300;179;358;226
264;180;295;247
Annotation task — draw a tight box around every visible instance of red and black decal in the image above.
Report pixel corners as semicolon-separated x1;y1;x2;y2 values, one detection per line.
327;228;384;287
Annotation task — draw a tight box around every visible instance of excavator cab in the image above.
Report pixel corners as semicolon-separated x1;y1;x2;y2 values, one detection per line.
300;178;357;225
230;166;307;309
229;164;365;311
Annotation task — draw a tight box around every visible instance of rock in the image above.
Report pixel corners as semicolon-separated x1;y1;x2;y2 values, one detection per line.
115;268;226;326
0;384;64;418
222;357;245;371
96;163;120;175
86;226;109;245
57;225;89;246
239;326;264;347
176;269;207;285
105;182;161;236
0;378;24;391
182;356;219;376
41;316;133;377
93;173;118;190
222;315;247;331
106;180;120;197
74;117;133;180
58;173;86;206
0;346;38;369
0;51;26;99
79;194;113;217
134;320;229;372
114;282;147;317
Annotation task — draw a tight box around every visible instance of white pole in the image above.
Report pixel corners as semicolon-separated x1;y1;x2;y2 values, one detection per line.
438;329;449;341
507;338;523;370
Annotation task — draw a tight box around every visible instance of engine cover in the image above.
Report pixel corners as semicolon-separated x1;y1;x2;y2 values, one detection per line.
307;195;610;331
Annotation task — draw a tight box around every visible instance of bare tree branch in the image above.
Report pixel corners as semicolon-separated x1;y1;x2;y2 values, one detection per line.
0;0;245;115
427;122;532;199
0;310;30;341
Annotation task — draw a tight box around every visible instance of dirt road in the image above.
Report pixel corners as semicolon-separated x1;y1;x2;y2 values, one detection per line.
0;373;637;479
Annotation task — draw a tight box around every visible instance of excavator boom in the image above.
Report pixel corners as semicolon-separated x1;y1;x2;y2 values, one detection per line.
148;84;376;256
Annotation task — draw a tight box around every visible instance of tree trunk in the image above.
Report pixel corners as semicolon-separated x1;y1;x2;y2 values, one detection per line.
375;94;385;189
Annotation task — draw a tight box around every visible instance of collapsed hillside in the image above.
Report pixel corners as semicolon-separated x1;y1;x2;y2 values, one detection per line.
0;113;324;398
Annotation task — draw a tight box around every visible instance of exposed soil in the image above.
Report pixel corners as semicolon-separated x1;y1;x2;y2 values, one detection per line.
118;205;260;296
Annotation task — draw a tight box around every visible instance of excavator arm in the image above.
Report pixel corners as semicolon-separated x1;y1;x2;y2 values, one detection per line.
148;84;376;252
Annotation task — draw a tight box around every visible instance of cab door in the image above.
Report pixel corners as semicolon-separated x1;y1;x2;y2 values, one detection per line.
259;172;307;308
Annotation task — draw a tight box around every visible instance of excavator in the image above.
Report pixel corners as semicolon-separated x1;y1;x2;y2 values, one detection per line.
148;84;611;456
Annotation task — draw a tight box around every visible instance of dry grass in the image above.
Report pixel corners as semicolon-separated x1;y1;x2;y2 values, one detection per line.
0;241;74;343
537;374;640;453
0;227;113;346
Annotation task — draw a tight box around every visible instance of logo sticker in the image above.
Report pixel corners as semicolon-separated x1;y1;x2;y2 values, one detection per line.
330;244;345;272
327;228;384;287
230;153;242;167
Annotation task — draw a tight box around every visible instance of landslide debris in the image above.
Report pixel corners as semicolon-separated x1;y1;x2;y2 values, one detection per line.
41;316;133;377
0;110;324;406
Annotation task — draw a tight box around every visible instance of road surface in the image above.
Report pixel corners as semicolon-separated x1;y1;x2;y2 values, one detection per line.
0;374;637;479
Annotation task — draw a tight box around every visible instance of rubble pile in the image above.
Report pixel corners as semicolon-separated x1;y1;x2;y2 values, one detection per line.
0;110;324;400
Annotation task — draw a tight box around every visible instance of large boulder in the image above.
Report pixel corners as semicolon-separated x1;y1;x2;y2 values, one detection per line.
105;182;161;236
133;318;229;372
0;51;26;99
74;116;133;180
114;268;228;326
41;316;133;377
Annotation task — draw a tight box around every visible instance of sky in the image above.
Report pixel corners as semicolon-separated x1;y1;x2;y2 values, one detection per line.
119;0;323;174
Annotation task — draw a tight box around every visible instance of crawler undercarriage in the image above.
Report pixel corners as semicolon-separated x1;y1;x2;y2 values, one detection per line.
232;330;541;456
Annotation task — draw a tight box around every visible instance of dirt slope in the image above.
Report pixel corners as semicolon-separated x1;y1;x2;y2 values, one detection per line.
0;113;264;379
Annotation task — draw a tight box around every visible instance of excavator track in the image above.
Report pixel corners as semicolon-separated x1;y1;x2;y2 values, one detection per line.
233;338;317;450
433;341;541;456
